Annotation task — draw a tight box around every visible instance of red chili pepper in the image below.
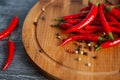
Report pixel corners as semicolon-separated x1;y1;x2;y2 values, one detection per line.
96;38;120;51
2;37;15;70
65;19;82;25
80;5;92;12
61;24;99;33
106;6;120;21
60;23;73;30
96;26;120;33
55;12;88;21
64;4;99;33
0;16;19;40
99;4;114;40
60;34;104;46
105;13;119;23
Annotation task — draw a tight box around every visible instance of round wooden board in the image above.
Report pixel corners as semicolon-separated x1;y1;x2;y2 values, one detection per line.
22;0;120;80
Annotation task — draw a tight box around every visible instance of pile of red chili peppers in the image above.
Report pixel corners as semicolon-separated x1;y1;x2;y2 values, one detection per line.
1;16;19;70
54;0;120;51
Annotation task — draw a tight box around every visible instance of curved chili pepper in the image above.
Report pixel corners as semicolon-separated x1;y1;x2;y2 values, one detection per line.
80;5;91;12
99;4;114;40
2;37;15;70
0;16;19;40
63;3;99;33
106;6;120;21
96;38;120;51
60;34;104;46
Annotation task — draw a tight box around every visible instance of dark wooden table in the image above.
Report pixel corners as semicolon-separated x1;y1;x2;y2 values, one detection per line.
0;0;47;79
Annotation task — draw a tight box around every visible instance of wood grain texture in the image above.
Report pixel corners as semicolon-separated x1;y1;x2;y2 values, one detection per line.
22;0;120;80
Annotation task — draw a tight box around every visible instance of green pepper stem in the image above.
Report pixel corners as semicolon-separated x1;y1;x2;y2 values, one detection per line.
98;37;106;41
106;5;120;11
95;46;102;51
54;17;64;21
95;0;102;6
88;0;92;4
108;32;114;40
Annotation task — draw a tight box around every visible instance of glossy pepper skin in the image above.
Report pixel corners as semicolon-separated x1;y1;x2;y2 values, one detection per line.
99;4;114;40
64;4;99;33
96;38;120;51
60;34;104;46
2;38;15;71
0;16;19;40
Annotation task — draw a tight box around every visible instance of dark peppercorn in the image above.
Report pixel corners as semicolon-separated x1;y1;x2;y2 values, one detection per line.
85;63;91;67
33;22;38;26
83;52;88;56
41;16;45;20
56;33;61;39
77;40;83;43
78;45;82;48
92;56;97;59
104;35;109;39
85;40;90;44
39;49;43;53
97;41;103;46
88;43;92;51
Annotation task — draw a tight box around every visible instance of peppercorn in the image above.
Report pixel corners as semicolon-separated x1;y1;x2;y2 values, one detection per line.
39;49;43;53
92;55;97;59
41;16;45;20
83;51;88;56
33;22;38;26
85;63;91;67
56;33;61;39
76;57;82;61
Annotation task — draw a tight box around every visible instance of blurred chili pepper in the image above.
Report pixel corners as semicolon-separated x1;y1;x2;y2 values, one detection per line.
2;36;15;71
99;4;114;40
0;16;19;40
96;38;120;51
60;34;104;46
60;23;72;29
64;3;99;33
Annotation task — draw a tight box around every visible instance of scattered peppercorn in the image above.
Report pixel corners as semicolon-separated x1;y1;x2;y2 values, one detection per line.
92;55;97;59
56;33;61;39
33;22;38;26
76;57;82;61
83;51;88;56
41;16;45;20
85;63;91;67
39;49;43;53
